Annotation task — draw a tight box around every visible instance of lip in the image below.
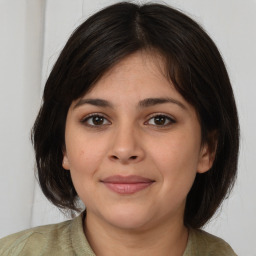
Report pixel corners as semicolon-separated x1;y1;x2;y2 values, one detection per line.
101;175;155;194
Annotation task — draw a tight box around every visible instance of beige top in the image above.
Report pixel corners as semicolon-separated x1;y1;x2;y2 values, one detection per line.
0;213;237;256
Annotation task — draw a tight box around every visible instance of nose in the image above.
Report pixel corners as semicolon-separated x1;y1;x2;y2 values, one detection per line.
109;125;145;164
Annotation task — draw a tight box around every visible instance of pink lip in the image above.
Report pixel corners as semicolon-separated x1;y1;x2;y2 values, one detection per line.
101;175;155;194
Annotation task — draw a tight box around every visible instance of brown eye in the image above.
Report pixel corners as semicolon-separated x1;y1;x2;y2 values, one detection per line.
154;116;167;125
92;116;104;125
147;115;175;126
82;114;111;127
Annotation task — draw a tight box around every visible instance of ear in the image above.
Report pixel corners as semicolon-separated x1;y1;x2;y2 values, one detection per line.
62;152;70;170
197;132;218;174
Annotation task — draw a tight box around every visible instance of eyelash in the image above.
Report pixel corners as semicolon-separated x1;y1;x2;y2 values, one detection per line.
80;113;176;128
145;114;176;127
80;113;111;127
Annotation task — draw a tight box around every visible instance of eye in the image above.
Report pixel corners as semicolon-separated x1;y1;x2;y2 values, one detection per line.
146;114;175;127
81;114;111;127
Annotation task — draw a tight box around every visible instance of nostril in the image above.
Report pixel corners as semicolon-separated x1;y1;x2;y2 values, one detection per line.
110;155;138;161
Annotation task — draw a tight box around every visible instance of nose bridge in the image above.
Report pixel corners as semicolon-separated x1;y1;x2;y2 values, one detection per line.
109;119;144;163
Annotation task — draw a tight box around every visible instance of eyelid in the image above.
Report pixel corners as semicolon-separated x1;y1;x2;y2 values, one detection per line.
80;113;111;126
80;112;176;128
144;113;176;126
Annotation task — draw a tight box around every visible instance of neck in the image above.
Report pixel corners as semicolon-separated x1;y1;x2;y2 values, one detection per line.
84;211;188;256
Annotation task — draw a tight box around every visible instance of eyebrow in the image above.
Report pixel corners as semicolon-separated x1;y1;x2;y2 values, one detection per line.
74;98;113;109
138;97;186;109
73;97;186;110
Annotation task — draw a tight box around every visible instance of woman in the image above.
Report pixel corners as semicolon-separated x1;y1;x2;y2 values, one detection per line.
0;2;239;255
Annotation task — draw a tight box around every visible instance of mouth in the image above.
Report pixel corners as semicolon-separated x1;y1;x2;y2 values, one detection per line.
100;175;155;194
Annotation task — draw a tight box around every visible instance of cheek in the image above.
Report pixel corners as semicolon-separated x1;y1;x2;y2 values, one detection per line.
148;131;201;186
66;135;112;208
67;143;103;174
151;130;200;163
66;144;101;202
65;133;111;191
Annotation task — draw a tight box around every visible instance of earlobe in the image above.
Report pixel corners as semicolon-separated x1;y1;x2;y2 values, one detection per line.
197;131;218;174
197;143;216;174
62;154;70;170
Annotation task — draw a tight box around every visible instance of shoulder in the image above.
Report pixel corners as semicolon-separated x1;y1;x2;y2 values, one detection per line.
0;219;73;256
185;228;237;256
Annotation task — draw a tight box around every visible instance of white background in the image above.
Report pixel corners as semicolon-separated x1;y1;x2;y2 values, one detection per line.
0;0;255;255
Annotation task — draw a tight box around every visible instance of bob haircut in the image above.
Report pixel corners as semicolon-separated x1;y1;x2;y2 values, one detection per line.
32;2;239;229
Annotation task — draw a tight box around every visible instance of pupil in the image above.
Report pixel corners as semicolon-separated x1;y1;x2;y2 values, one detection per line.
93;116;104;125
155;116;165;125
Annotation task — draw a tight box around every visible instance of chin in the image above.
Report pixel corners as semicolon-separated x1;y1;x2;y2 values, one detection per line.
103;205;155;231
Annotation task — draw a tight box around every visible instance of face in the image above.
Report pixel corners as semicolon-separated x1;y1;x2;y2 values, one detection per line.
63;52;213;231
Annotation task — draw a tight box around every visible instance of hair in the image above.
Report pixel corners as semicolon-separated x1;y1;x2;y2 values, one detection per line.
32;2;239;229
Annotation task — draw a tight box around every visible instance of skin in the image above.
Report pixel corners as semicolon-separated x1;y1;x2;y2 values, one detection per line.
63;52;214;256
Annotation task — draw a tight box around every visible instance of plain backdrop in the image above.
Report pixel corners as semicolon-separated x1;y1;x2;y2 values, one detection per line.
0;0;255;255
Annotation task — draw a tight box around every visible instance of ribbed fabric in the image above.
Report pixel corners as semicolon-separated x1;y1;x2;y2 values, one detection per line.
0;213;237;255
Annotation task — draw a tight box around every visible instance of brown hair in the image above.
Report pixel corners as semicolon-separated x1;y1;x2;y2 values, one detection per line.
32;2;239;228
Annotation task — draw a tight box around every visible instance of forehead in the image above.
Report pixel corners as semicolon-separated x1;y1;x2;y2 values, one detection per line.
70;51;198;119
81;52;180;100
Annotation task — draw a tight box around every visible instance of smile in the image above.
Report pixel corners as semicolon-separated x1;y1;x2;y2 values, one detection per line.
101;175;155;194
